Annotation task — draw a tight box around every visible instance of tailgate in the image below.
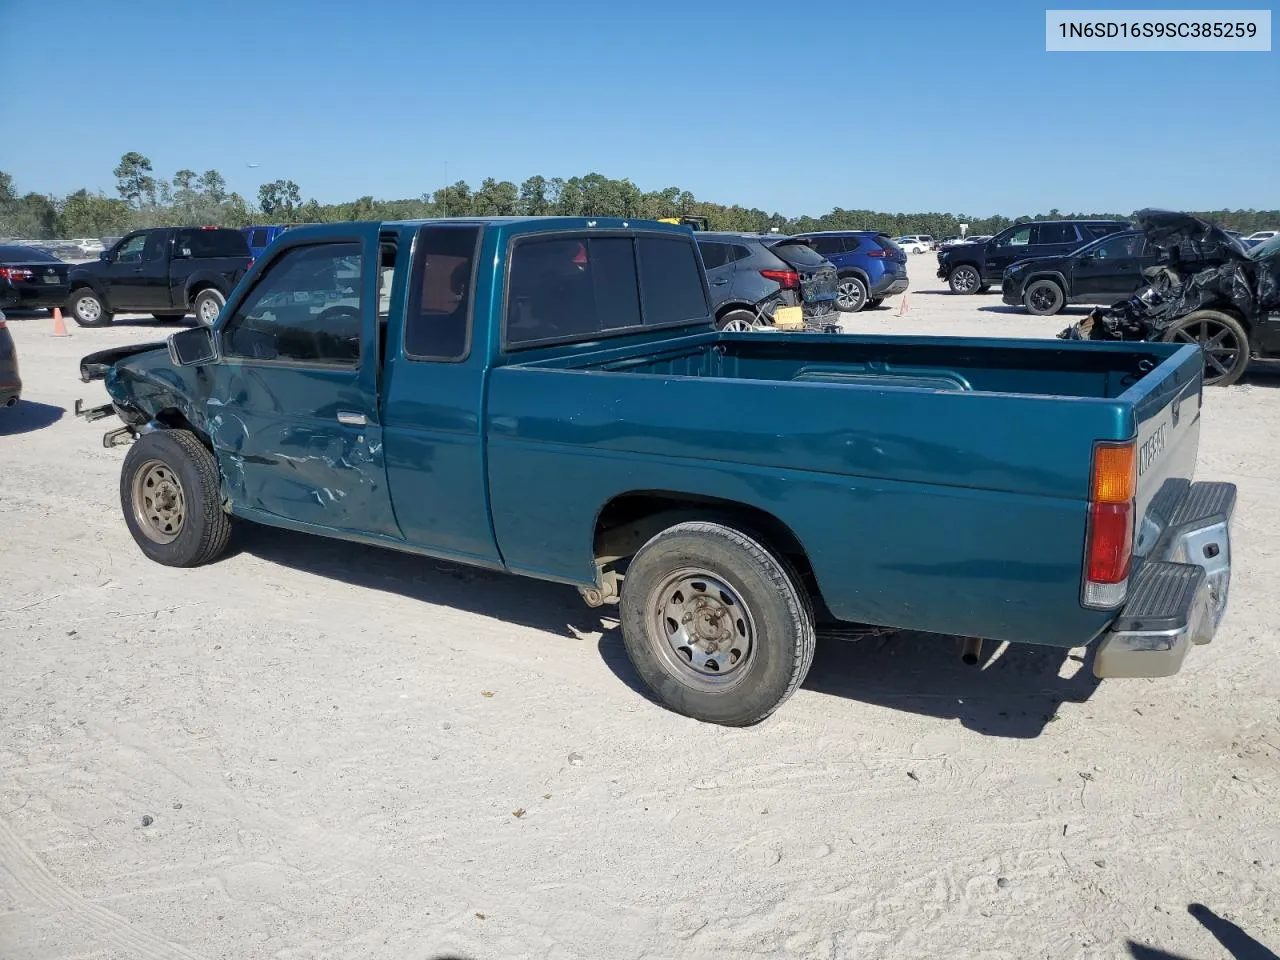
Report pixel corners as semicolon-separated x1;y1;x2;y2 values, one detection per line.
768;241;838;305
1124;345;1205;563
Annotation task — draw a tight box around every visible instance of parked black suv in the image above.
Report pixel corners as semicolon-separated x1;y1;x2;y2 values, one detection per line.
67;227;251;327
1002;229;1229;315
937;219;1131;294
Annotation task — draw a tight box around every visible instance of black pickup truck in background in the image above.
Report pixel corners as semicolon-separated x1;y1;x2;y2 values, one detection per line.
66;227;251;327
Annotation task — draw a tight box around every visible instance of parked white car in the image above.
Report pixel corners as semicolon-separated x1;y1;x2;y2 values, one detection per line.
895;236;931;254
1245;230;1277;243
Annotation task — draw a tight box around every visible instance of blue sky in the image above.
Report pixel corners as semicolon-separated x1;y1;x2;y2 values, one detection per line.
2;0;1275;216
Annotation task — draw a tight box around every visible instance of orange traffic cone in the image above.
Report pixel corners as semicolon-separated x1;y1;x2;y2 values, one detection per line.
896;291;911;317
52;306;69;337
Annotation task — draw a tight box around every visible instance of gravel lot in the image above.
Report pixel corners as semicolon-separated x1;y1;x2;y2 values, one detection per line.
2;255;1277;960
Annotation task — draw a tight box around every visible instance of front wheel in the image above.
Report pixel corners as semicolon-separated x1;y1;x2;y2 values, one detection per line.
1022;279;1065;316
948;265;981;294
618;521;816;726
120;429;232;567
69;289;112;327
836;276;868;313
192;288;225;326
1162;310;1250;387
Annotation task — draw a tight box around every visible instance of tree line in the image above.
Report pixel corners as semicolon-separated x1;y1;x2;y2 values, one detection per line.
3;152;1278;242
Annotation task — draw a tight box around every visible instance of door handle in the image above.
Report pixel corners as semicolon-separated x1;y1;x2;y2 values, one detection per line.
336;411;367;426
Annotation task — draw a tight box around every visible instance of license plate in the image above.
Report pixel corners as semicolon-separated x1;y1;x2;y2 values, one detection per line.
43;274;59;284
773;305;804;330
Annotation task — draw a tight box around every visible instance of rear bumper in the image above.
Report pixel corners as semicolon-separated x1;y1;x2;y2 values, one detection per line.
11;283;70;309
1093;481;1235;679
870;273;909;297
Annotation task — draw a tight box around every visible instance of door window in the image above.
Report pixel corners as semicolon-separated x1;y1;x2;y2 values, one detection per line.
1037;223;1081;246
696;241;729;270
1000;227;1033;247
114;234;147;263
405;225;480;360
221;242;363;366
1091;234;1141;260
807;236;845;256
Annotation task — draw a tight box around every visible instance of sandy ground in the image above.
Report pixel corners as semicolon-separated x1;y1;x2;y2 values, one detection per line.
1;256;1277;960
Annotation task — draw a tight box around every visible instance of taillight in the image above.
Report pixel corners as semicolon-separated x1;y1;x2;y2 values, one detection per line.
0;267;34;282
1083;440;1136;608
760;269;800;289
867;249;888;258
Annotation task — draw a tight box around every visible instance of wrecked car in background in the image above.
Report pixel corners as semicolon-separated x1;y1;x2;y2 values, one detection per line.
1060;210;1280;387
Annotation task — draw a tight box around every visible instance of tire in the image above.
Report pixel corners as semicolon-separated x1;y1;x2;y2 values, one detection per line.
836;276;868;313
947;264;982;295
618;521;816;726
1022;279;1066;316
716;309;759;332
120;429;232;567
192;288;225;326
69;288;112;327
867;297;884;309
1161;310;1251;387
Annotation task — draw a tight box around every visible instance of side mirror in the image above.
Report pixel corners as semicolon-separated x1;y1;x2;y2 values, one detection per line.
98;251;110;262
167;326;218;367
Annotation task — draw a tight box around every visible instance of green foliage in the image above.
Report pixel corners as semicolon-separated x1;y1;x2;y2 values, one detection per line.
5;155;1280;246
113;151;156;209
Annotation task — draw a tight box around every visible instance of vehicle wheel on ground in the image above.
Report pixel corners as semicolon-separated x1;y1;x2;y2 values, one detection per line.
836;276;868;313
1022;279;1066;316
618;521;816;726
192;288;225;326
716;309;760;332
947;265;982;295
867;297;884;309
69;288;111;327
1161;310;1251;387
120;429;232;567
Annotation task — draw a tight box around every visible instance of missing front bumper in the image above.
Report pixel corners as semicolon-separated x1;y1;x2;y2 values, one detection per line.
1093;481;1235;679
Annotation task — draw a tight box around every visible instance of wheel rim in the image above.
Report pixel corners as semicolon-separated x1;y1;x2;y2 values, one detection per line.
198;295;221;324
77;295;101;321
1173;320;1241;383
837;280;864;310
952;268;978;293
1028;284;1059;312
131;459;186;544
647;568;757;692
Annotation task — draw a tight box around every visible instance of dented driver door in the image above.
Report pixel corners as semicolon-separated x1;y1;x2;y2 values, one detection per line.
205;225;402;539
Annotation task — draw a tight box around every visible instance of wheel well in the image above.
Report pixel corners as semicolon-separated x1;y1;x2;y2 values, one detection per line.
186;283;218;305
837;269;869;285
715;302;755;319
1024;274;1066;292
152;408;214;451
593;492;825;608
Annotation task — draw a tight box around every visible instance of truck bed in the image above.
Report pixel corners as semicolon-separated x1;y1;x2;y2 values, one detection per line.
486;331;1204;648
537;331;1174;399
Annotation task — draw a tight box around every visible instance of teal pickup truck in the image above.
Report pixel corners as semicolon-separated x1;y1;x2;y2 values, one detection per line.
78;218;1236;726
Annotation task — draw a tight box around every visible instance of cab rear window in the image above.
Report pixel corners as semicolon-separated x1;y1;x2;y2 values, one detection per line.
506;233;706;348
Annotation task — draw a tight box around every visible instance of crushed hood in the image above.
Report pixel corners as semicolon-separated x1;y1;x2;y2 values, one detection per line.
1133;209;1244;259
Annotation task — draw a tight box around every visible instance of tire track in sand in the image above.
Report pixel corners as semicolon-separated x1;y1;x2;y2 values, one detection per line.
0;816;208;960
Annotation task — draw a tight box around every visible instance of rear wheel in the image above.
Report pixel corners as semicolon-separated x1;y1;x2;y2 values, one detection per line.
192;288;225;326
120;429;232;567
69;288;111;327
836;276;868;313
1162;310;1250;387
618;521;816;726
716;309;760;332
948;265;981;295
1023;279;1065;316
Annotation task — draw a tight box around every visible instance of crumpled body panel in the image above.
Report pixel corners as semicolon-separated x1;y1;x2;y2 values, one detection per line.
1059;209;1280;344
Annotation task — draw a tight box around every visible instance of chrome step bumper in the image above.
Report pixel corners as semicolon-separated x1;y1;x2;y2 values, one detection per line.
1094;481;1235;679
